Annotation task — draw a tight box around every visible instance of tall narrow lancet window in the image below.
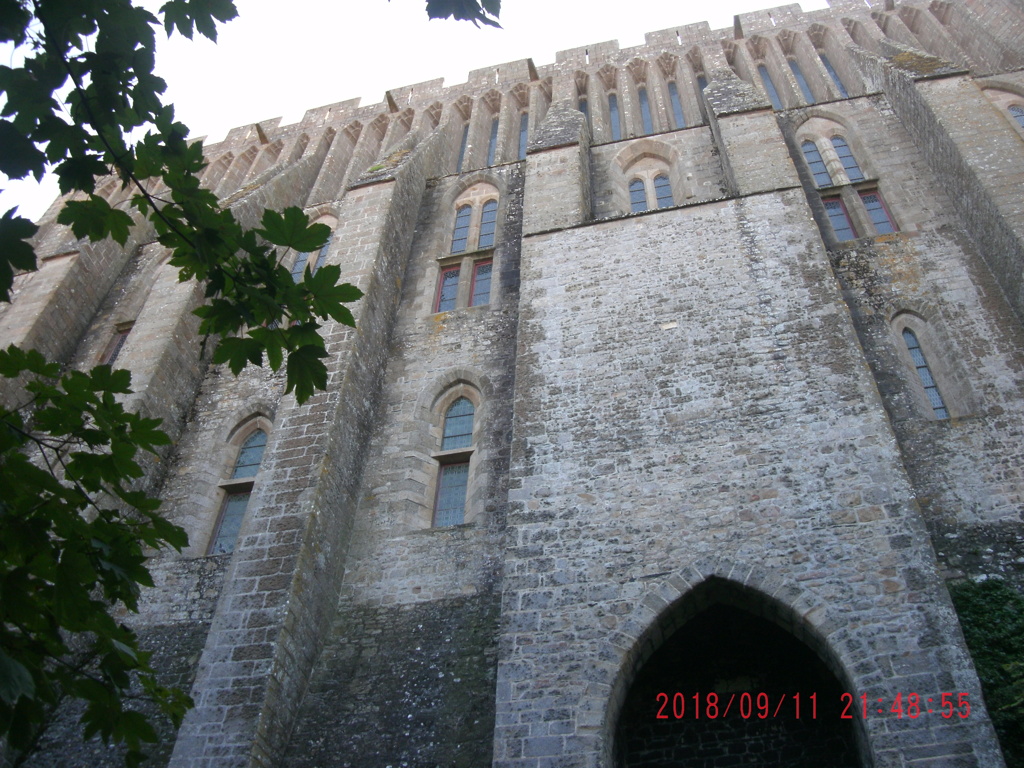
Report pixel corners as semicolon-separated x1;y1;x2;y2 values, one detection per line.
210;429;267;555
435;266;460;313
292;235;333;281
456;123;470;172
486;117;499;166
1010;105;1024;129
451;205;472;254
823;196;856;241
518;113;529;160
102;326;132;366
697;75;708;92
668;81;686;129
758;65;783;110
629;179;648;212
820;53;848;97
638;87;654;134
860;191;897;234
471;261;493;306
578;97;589;127
801;141;833;187
609;93;622;140
654;175;674;208
831;137;864;182
478;199;498;249
434;397;475;526
902;329;949;418
789;59;815;103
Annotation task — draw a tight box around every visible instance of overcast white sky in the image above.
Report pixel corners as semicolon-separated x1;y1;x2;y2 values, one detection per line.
1;0;831;221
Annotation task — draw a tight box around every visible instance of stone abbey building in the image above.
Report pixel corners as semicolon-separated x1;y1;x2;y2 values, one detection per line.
5;0;1024;765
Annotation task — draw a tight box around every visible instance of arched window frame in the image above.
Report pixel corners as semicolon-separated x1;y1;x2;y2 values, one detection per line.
429;385;483;527
434;185;501;313
613;140;679;217
797;120;899;243
629;179;648;213
758;64;784;110
653;174;674;208
290;215;337;281
890;313;962;420
209;419;271;555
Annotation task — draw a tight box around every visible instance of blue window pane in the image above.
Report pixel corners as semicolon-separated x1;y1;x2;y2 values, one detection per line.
654;175;674;208
232;429;267;479
697;75;708;91
789;59;815;103
801;141;833;187
434;462;469;526
1012;105;1024;129
471;261;492;306
820;54;848;98
609;93;622;140
487;117;499;166
436;267;460;312
311;235;332;275
579;97;589;126
860;191;896;234
451;205;472;253
759;65;783;110
210;492;250;554
668;82;686;129
831;137;864;182
290;251;310;282
902;329;948;419
442;397;475;450
823;197;856;241
629;179;647;213
638;87;654;134
456;124;469;172
518;113;529;160
478;200;498;249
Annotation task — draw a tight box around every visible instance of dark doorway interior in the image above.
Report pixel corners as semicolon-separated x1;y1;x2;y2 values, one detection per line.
615;603;860;768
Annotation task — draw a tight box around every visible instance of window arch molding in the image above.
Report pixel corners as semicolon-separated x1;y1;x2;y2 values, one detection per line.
979;84;1024;138
612;139;680;215
409;370;494;529
432;177;503;313
889;310;970;420
208;412;274;555
288;212;338;280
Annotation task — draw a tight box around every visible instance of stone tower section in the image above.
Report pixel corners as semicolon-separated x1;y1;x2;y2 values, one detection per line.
6;0;1024;766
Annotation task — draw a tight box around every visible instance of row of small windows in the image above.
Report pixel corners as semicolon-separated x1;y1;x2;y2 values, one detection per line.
205;318;951;553
755;53;849;110
456;114;530;173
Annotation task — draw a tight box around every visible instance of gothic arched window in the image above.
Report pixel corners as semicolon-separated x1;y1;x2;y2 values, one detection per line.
801;141;833;187
478;199;498;249
759;64;783;110
638;87;654;134
629;179;648;212
654;175;674;208
902;328;949;419
830;137;864;182
210;428;267;554
434;397;476;526
1010;105;1024;129
609;93;622;140
451;205;472;254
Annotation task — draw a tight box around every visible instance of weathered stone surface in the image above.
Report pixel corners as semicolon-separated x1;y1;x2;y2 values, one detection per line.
8;2;1024;767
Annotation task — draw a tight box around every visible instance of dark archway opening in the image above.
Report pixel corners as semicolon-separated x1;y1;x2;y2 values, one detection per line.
615;602;860;768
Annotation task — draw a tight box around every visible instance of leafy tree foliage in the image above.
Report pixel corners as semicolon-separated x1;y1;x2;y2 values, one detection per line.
949;579;1024;768
0;0;500;764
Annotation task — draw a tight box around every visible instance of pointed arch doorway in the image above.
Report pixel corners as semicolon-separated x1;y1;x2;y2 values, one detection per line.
613;578;866;768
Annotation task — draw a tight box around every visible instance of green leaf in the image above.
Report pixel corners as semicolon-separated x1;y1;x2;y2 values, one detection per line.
57;196;135;245
285;344;328;404
0;119;46;180
212;336;263;375
0;207;39;301
0;650;36;705
257;207;330;251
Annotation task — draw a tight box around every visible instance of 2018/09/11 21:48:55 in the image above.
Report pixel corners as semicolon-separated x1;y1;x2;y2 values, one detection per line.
653;691;972;720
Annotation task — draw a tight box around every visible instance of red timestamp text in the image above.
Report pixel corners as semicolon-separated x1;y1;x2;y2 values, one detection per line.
655;692;819;720
654;692;973;720
844;692;971;720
